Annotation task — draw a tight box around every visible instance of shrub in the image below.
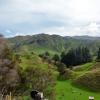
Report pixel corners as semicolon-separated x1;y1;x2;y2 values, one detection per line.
18;66;57;99
58;68;73;80
0;37;19;94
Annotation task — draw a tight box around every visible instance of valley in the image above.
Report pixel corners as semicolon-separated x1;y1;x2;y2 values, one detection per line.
0;34;100;100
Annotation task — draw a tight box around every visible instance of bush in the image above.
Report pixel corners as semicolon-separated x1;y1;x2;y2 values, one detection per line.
58;68;73;80
0;37;19;94
18;66;57;99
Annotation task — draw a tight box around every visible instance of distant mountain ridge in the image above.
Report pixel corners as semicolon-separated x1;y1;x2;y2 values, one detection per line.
7;34;100;54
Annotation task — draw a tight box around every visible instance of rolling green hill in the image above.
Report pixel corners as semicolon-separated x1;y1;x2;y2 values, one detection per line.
19;51;100;100
8;34;100;54
55;62;100;100
6;34;100;99
16;51;100;100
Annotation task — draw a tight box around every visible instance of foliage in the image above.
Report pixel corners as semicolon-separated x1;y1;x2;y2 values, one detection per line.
61;47;92;67
17;52;58;99
58;68;73;80
39;51;50;60
52;54;60;62
0;37;19;94
96;47;100;61
3;34;100;99
19;66;56;90
56;62;66;74
8;34;100;54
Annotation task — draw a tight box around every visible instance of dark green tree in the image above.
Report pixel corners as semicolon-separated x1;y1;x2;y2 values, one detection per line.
97;47;100;61
45;51;50;57
52;54;60;62
39;51;50;59
61;49;75;67
61;51;66;58
61;47;92;68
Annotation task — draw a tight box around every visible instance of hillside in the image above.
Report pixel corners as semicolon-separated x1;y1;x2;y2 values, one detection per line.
5;34;100;100
8;34;100;54
55;62;100;100
14;51;59;99
14;51;100;100
0;35;100;100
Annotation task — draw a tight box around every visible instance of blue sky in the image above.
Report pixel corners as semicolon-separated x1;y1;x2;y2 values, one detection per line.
1;0;100;37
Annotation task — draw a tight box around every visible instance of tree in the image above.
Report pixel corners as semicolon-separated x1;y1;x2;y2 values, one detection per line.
97;47;100;61
61;49;76;67
61;47;92;68
56;62;66;74
61;51;66;58
82;47;92;63
45;51;50;57
52;54;60;62
39;51;50;60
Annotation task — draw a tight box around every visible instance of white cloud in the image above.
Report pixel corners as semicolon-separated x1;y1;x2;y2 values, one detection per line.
11;0;100;22
6;22;100;37
2;0;100;23
1;0;100;36
40;22;100;36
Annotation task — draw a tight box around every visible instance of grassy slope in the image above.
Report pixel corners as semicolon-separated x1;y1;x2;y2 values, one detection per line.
73;63;94;77
18;52;100;100
55;63;100;100
18;52;58;99
55;80;100;100
33;47;59;55
19;52;58;74
73;63;94;72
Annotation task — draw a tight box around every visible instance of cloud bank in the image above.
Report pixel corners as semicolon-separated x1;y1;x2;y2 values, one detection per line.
0;0;100;37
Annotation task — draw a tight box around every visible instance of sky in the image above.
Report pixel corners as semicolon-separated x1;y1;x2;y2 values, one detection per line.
1;0;100;37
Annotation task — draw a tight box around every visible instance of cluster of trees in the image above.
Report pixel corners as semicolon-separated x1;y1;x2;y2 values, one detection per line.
39;47;92;68
39;52;60;65
39;46;100;70
61;47;92;67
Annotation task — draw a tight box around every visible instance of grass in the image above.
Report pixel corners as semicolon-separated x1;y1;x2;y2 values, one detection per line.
55;80;100;100
19;52;47;69
73;62;94;72
32;47;59;55
19;51;59;77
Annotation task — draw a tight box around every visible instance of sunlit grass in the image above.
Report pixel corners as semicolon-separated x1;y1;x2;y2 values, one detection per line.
55;80;100;100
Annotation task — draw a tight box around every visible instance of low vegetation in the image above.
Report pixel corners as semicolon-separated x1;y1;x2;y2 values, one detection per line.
55;80;100;100
73;69;100;92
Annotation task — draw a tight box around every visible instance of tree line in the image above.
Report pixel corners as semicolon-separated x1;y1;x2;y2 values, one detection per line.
39;46;100;68
61;47;92;67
